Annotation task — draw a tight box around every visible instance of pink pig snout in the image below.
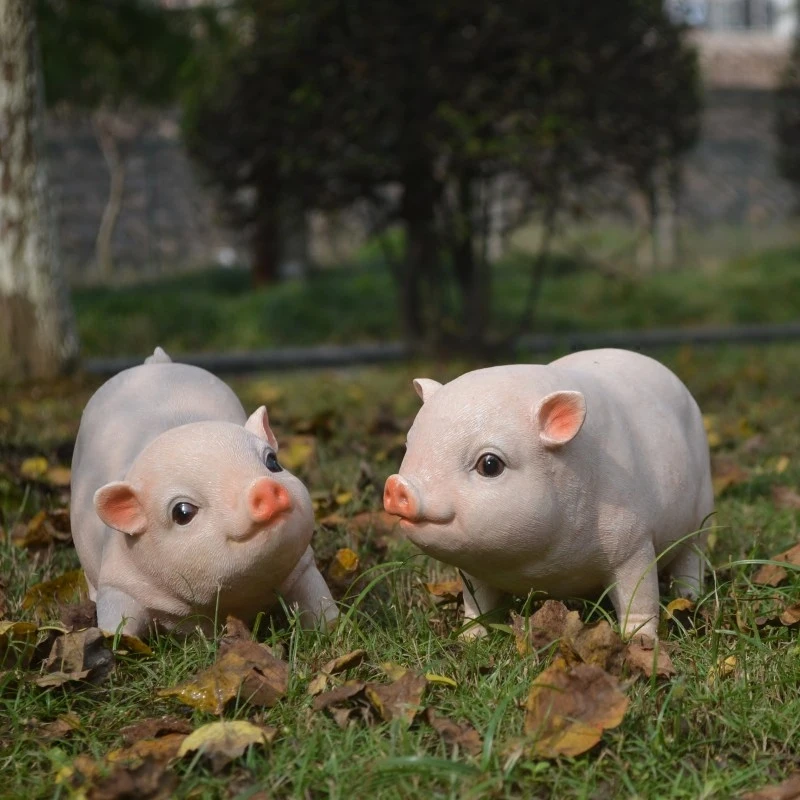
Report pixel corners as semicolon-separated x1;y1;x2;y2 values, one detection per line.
247;476;292;525
384;474;422;522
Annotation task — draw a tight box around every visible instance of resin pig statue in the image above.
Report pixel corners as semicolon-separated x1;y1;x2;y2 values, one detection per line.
70;347;337;637
384;348;713;640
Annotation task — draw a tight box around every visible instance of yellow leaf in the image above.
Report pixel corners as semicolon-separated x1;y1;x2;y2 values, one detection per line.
380;662;408;681
20;457;49;480
706;431;722;449
774;455;790;474
425;672;457;688
22;570;88;620
279;436;316;472
327;548;360;585
177;720;275;773
45;466;71;488
335;491;353;506
664;598;694;619
708;655;737;683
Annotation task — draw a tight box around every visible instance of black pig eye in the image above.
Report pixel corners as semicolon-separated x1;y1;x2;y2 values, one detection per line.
265;451;283;473
171;502;198;525
475;453;505;478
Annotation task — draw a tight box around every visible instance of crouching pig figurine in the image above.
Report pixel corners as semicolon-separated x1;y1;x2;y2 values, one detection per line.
70;347;337;637
384;348;713;640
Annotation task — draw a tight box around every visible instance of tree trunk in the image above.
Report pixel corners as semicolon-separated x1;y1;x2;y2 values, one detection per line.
0;0;79;382
94;113;128;280
251;201;281;286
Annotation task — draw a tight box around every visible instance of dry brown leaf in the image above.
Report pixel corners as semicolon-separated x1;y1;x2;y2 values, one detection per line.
221;615;252;643
772;486;800;510
364;670;426;726
561;619;625;674
60;600;97;632
278;435;317;473
711;458;749;497
779;603;800;628
741;772;800;800
36;713;82;740
12;509;72;549
511;601;575;656
87;757;178;800
45;465;72;488
423;708;482;756
177;720;276;773
107;733;187;765
524;658;629;758
327;548;360;587
119;716;193;746
312;680;367;712
22;569;88;622
425;579;463;604
158;641;288;714
308;649;367;696
752;542;800;587
624;637;676;679
39;627;115;686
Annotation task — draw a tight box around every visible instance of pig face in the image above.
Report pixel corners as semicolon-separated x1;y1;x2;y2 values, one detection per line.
384;369;586;577
93;407;314;608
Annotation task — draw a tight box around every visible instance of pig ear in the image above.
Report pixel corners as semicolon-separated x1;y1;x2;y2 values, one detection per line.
245;405;279;450
534;391;586;448
94;482;148;536
413;378;443;403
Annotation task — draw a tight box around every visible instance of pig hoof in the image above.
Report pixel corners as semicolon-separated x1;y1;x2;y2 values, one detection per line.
459;622;489;641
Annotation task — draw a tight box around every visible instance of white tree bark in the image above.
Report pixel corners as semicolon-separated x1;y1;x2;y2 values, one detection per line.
0;0;79;381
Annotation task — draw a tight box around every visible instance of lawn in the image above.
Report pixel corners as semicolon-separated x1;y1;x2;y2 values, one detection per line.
71;244;800;358
1;343;799;799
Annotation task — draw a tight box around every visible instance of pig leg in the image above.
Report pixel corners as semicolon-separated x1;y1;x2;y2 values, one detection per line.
608;544;661;640
95;585;149;638
665;542;704;599
460;574;504;640
279;547;338;630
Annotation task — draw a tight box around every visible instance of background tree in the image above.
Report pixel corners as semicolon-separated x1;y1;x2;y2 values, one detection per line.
0;0;79;382
184;0;700;349
37;0;192;278
776;34;800;194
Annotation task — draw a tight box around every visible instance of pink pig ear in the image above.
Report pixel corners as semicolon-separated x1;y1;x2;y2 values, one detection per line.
245;405;279;450
413;378;443;403
534;390;587;448
94;482;148;536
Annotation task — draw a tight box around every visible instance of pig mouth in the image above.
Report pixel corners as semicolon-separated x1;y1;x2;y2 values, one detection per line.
397;512;456;529
228;511;290;542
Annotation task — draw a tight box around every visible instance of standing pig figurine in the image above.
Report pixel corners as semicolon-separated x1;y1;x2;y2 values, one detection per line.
71;347;337;637
384;348;713;640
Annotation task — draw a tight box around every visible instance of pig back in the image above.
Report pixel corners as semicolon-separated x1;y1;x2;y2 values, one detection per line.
71;363;247;587
549;349;712;558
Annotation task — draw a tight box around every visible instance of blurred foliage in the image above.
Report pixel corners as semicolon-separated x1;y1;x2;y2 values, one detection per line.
182;0;700;348
776;35;800;191
37;0;192;110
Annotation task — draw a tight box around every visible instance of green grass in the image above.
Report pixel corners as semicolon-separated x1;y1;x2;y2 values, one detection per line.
71;244;800;358
1;344;800;798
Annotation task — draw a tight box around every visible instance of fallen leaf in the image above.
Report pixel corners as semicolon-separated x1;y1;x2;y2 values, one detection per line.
87;757;178;799
425;579;463;604
60;600;97;632
624;637;676;679
364;669;427;726
327;548;360;587
664;598;695;619
107;733;188;765
119;716;193;745
711;458;749;497
345;510;402;537
20;456;49;480
772;486;800;510
773;455;791;475
39;627;115;686
307;649;367;696
335;491;353;506
102;632;153;657
707;654;737;683
12;509;72;549
423;708;482;756
22;570;88;622
524;658;629;758
45;465;71;488
177;720;276;773
741;772;800;800
424;673;457;688
511;601;576;656
0;620;40;668
779;603;800;628
561;619;625;674
222;615;253;642
36;713;82;740
379;662;409;681
159;641;288;713
752;542;800;587
312;681;367;712
278;435;316;473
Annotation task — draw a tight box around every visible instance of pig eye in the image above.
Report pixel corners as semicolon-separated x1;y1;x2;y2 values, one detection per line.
265;451;283;473
171;502;198;525
476;453;505;478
